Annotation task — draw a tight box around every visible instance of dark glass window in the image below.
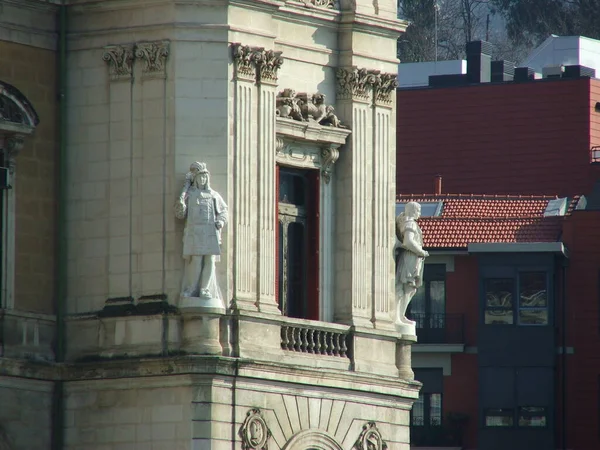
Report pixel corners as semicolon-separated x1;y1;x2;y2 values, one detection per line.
518;406;547;427
518;272;548;325
408;265;447;342
484;278;514;325
485;408;514;427
277;167;318;320
411;393;442;427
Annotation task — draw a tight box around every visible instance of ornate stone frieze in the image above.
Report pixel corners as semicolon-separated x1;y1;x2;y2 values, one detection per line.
336;67;379;101
303;0;335;8
239;408;271;450
353;422;387;450
373;72;398;105
232;44;284;84
276;89;344;128
321;144;340;184
135;41;170;79
3;134;25;173
102;44;134;81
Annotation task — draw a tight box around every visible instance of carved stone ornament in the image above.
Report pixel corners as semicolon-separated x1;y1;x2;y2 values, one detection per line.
3;134;25;173
321;144;340;184
232;44;284;84
373;72;398;105
135;41;170;78
302;0;335;7
276;89;345;128
255;49;284;85
353;422;388;450
102;44;134;81
336;67;378;101
239;408;271;450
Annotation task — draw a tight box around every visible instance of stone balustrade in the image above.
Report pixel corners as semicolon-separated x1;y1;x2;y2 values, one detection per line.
280;318;352;358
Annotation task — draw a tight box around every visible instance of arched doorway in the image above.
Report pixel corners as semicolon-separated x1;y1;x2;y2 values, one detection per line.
282;430;344;450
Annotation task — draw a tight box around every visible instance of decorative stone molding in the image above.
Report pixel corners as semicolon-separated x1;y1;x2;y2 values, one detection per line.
0;81;39;127
4;134;25;173
239;408;271;450
232;43;284;84
321;144;340;184
353;422;388;450
373;72;398;105
276;89;344;128
336;67;378;102
303;0;335;8
135;41;170;79
102;44;134;81
255;49;284;85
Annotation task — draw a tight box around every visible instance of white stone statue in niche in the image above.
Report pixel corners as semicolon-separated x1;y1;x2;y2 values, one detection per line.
175;162;228;306
394;201;428;335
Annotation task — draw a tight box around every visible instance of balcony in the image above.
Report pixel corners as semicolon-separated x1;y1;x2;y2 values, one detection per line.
407;313;465;346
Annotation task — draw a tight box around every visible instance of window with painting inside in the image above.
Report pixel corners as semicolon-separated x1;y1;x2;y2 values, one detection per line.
483;271;548;326
277;166;319;320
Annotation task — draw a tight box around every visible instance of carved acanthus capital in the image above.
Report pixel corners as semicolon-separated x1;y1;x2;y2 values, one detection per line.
239;408;271;450
102;44;134;81
321;144;340;184
135;41;170;79
336;67;379;102
373;72;398;105
256;49;284;85
353;422;388;450
4;134;25;173
232;43;260;81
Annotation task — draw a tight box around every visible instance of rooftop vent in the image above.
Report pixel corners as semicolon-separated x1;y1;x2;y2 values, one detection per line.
514;67;535;82
491;60;515;82
563;65;596;79
466;40;493;84
542;65;564;79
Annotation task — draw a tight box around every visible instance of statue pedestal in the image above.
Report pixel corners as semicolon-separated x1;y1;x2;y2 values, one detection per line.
396;335;417;381
180;296;225;355
395;321;416;336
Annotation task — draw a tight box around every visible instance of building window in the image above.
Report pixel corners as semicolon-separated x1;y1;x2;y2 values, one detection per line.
408;264;447;341
277;167;319;320
518;272;548;325
484;278;514;325
485;408;514;427
518;407;547;427
483;272;549;326
411;393;442;427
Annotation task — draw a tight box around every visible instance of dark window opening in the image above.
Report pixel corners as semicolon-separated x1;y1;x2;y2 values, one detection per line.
485;408;514;427
408;264;450;342
518;406;547;427
411;393;443;427
484;278;514;325
518;272;548;325
276;167;319;320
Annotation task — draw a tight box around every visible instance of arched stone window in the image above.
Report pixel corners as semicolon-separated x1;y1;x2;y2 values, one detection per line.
0;80;39;309
282;430;344;450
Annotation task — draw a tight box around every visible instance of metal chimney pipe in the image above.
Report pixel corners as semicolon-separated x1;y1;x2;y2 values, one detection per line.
434;175;442;195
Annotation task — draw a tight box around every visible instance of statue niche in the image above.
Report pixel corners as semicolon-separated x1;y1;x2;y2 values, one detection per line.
276;89;345;128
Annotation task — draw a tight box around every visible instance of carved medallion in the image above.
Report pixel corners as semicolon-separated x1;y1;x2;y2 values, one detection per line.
353;422;387;450
240;408;271;450
102;44;134;81
304;0;335;8
135;41;170;78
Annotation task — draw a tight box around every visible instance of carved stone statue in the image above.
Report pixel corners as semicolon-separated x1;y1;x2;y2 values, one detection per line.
175;162;228;304
394;202;428;334
276;90;345;128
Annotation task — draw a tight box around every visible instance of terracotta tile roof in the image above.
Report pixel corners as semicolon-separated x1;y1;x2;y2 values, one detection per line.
419;217;563;248
397;194;557;219
396;194;567;249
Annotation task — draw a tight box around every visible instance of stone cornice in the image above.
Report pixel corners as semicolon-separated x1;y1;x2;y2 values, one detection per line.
339;11;408;37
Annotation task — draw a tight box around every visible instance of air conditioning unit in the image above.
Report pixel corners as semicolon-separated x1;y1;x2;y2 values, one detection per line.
542;65;564;78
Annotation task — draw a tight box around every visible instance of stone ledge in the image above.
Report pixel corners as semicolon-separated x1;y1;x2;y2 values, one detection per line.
276;117;351;146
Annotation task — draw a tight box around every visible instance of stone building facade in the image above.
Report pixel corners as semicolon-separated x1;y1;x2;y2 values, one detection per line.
0;1;417;449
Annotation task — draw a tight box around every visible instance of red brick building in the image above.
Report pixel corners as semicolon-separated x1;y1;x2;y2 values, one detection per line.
397;42;600;450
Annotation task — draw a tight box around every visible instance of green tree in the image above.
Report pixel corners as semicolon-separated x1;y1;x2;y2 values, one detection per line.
397;0;437;62
490;0;600;48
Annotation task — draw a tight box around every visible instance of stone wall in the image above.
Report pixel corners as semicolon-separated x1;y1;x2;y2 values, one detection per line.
0;376;53;450
0;40;58;314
